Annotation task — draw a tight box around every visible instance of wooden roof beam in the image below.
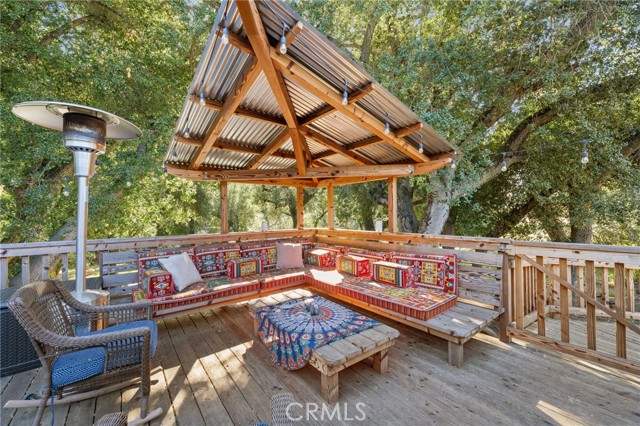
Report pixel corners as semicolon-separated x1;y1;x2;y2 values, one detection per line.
190;57;263;170
215;28;255;55
189;95;286;126
300;127;374;166
347;82;375;104
299;105;335;126
395;122;423;138
167;163;416;181
247;128;290;170
237;1;308;176
175;134;300;160
271;50;430;162
345;136;384;151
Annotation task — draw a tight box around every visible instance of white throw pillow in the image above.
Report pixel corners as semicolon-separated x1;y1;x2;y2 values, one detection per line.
159;252;202;291
276;242;304;269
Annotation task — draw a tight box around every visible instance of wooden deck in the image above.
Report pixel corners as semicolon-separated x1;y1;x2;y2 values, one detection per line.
2;297;639;426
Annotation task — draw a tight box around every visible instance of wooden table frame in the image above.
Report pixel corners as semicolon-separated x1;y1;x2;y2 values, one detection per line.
247;289;399;403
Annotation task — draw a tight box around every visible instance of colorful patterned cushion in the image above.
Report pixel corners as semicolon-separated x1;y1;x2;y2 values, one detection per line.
194;243;241;278
227;257;264;278
313;275;456;321
314;243;347;254
137;247;194;283
372;261;415;287
336;254;371;277
139;268;174;299
390;252;458;294
345;248;389;262
242;243;277;270
306;249;335;267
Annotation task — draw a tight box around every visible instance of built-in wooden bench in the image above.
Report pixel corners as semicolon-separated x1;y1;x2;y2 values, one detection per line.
93;237;508;367
247;289;399;403
313;234;508;367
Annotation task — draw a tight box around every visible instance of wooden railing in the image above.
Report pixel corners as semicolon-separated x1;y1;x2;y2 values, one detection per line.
1;229;638;373
0;230;315;289
507;241;640;374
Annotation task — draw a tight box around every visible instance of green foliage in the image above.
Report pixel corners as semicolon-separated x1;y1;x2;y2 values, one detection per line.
1;0;638;247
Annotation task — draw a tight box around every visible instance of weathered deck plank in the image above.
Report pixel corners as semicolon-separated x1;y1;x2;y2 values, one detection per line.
2;302;638;426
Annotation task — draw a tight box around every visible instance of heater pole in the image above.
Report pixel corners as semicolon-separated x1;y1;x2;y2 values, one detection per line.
75;176;89;292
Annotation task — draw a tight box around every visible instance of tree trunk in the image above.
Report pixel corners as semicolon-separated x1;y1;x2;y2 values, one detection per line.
423;189;450;235
570;223;593;244
397;178;418;232
359;3;379;65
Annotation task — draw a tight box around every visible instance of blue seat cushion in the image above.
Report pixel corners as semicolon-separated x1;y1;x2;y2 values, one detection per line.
89;320;158;358
51;347;106;389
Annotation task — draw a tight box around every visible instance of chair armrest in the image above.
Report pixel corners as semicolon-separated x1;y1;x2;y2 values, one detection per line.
36;326;151;352
61;290;153;322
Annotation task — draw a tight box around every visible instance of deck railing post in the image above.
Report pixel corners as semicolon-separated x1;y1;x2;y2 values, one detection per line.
514;255;524;329
327;185;334;229
387;177;397;233
499;248;512;343
0;257;8;289
614;263;626;358
536;255;546;336
220;181;229;234
296;187;304;230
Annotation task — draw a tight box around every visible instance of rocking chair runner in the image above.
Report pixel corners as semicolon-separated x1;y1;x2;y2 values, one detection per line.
5;279;162;426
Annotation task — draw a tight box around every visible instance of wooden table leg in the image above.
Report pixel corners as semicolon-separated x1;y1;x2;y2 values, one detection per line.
321;372;339;403
372;348;388;374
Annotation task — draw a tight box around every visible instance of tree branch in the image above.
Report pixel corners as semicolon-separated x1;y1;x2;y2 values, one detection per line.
40;15;96;45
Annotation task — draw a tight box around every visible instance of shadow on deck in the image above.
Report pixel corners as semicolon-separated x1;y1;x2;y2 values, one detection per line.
2;299;639;426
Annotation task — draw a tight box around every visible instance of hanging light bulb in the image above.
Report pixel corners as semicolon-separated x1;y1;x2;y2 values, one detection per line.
184;126;190;139
62;178;70;197
342;79;348;106
450;158;456;170
199;91;206;106
279;22;288;54
163;163;167;174
172;148;178;160
126;172;132;187
384;113;391;135
221;27;229;45
581;141;589;164
501;152;507;172
418;143;424;154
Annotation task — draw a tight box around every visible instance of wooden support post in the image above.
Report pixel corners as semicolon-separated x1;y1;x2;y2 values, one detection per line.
515;255;524;329
321;373;339;404
327;186;334;229
21;256;30;285
559;258;570;343
536;256;546;336
585;260;597;350
614;263;626;358
576;266;585;308
0;257;8;290
61;254;69;282
387;177;397;233
602;267;609;305
296;187;304;230
447;341;464;368
372;348;389;373
41;255;50;280
627;269;635;312
498;250;511;343
551;264;560;307
220;181;229;234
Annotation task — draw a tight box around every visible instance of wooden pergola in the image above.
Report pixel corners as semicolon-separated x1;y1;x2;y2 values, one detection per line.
165;0;458;233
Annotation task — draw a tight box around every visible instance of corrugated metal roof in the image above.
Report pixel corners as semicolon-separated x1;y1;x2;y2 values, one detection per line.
166;0;457;183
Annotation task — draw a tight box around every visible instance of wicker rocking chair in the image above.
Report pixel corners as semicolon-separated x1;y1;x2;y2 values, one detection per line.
4;279;163;426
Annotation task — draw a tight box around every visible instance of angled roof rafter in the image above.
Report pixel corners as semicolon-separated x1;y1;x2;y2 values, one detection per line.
190;56;263;170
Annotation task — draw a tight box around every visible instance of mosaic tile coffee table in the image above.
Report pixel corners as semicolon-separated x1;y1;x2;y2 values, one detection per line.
248;289;399;403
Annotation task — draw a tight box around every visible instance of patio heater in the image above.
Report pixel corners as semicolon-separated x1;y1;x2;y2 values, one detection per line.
12;101;141;294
